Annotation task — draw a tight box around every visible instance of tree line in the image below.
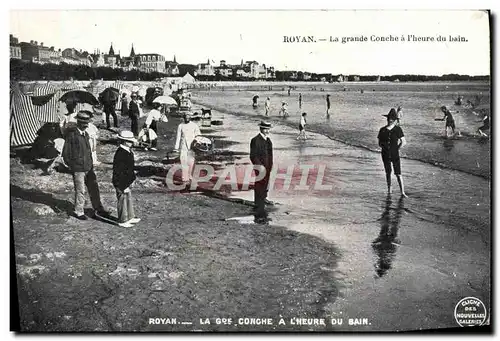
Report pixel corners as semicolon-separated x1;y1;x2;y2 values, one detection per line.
11;59;489;82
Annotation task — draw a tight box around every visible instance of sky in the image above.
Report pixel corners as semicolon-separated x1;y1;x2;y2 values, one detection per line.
10;10;490;76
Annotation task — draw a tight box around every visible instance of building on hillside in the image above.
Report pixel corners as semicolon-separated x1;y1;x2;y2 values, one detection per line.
90;50;106;67
61;48;91;66
214;60;233;77
10;34;21;59
196;58;215;76
165;55;180;76
136;53;166;73
104;43;120;68
21;40;62;64
336;75;345;82
120;44;137;71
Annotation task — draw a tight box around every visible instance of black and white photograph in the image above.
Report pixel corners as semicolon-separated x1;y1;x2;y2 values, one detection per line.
8;7;492;333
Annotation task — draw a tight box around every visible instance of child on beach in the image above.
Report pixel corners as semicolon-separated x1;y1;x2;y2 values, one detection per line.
279;102;289;117
112;131;141;228
265;97;271;116
296;112;307;140
377;108;408;197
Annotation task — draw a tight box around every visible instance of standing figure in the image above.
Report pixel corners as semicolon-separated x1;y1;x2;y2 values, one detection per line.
120;93;129;117
298;93;302;109
439;106;457;137
326;94;331;117
60;102;77;136
62;111;110;220
143;102;165;151
174;112;201;183
252;95;259;109
112;131;141;228
279;102;289;117
250;121;274;223
377;109;408;197
103;100;119;129
265;97;271;116
396;105;403;125
128;93;141;137
296;112;307;140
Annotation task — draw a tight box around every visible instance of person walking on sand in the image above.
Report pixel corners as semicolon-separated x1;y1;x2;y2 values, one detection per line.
396;105;403;125
296;112;307;140
112;131;141;228
62;111;110;220
326;94;331;117
299;93;302;109
174;112;201;183
250;121;274;223
265;97;271;116
377;109;408;197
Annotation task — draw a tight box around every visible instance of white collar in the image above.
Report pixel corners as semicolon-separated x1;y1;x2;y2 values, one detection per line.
77;128;86;135
120;144;132;153
260;132;269;139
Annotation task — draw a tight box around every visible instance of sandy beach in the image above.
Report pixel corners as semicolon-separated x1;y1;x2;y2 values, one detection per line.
11;82;490;331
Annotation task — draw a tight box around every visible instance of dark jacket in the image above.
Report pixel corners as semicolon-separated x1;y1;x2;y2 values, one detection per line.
62;127;93;173
121;98;129;116
250;134;273;172
112;146;136;191
128;100;140;119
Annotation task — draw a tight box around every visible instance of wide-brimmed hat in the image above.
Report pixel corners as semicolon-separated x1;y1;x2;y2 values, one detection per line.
76;111;92;123
383;108;398;121
258;120;272;129
118;130;137;143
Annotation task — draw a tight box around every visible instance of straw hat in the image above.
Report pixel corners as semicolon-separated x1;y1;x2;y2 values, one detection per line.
117;130;137;143
258;120;272;129
76;111;92;123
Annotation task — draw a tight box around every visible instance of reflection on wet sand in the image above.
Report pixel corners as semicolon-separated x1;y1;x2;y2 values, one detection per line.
372;195;405;278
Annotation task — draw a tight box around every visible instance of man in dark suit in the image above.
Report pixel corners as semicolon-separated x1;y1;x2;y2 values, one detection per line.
62;111;109;220
128;92;141;137
250;121;273;223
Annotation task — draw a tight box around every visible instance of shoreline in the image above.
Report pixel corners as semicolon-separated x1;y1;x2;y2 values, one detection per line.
191;98;491;180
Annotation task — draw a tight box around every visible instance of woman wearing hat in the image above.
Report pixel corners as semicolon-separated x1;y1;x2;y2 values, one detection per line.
377;109;408;197
112;131;141;228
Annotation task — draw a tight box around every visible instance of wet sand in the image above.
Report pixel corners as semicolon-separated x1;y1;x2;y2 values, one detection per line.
192;102;490;331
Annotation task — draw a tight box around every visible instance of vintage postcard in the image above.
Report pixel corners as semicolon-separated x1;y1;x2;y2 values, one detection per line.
9;9;491;332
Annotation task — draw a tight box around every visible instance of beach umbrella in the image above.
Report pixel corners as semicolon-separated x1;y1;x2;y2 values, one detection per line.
99;87;120;104
153;95;178;106
59;90;99;106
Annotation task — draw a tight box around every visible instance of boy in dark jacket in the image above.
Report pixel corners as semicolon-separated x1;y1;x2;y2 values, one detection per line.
113;131;141;227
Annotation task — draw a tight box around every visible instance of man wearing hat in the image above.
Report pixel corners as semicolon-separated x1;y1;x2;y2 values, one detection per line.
250;121;274;222
113;131;141;227
174;112;201;183
62;111;110;220
377;108;408;197
128;93;141;137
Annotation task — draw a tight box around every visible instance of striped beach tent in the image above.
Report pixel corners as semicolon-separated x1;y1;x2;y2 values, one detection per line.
10;83;60;147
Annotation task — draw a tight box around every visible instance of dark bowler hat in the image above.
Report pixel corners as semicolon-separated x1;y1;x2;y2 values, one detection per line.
258;120;272;129
383;108;398;121
76;111;93;123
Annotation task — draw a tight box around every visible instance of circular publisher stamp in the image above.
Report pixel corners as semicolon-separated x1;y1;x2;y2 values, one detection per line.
454;297;487;327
